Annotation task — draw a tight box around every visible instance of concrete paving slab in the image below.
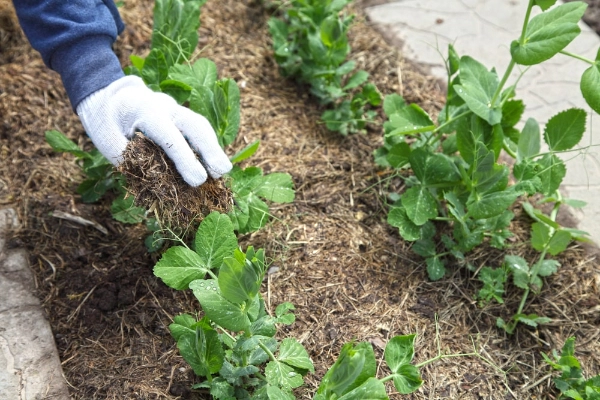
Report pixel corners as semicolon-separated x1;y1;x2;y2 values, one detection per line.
366;0;600;244
0;209;70;400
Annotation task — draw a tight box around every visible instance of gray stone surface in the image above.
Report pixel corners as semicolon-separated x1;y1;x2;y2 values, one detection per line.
0;209;70;400
366;0;600;244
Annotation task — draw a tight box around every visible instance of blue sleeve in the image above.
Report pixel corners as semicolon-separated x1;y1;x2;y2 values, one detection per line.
13;0;126;110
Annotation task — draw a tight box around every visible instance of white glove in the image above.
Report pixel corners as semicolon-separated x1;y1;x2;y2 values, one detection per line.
76;75;232;187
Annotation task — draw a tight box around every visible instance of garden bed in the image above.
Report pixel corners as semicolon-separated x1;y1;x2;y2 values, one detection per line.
1;0;599;399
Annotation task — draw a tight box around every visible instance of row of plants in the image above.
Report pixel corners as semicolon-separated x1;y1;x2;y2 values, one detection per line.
47;0;600;397
376;0;600;334
266;0;599;334
267;0;382;135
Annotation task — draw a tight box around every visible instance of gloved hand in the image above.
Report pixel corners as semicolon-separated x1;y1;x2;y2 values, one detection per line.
76;75;232;187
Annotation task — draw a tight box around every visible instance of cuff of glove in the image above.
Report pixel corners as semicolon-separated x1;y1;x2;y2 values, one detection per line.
51;35;125;111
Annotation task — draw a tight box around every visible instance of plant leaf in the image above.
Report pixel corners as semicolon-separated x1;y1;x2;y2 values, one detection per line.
544;108;586;151
510;2;587;65
194;212;238;271
265;361;304;390
256;173;295;203
169;58;218;92
518;118;541;161
548;230;571;255
230;140;260;164
385;334;416;368
467;190;520;220
190;279;251;332
409;148;460;185
391;364;423;395
538;154;566;196
383;94;406;117
401;186;438;226
388;206;421;241
454;56;501;125
337;378;389;400
154;247;209;290
581;59;600;114
504;255;530;290
426;257;446;281
343;70;369;90
45;130;88;158
387;104;435;136
278;338;315;372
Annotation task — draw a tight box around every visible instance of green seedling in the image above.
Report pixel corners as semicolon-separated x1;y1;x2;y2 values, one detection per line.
316;322;503;399
543;337;600;399
268;0;382;135
154;212;314;398
44;130;163;251
381;0;598;332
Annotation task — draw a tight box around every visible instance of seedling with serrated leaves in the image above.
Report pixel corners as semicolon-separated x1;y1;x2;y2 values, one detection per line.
268;0;382;135
543;337;600;399
379;0;599;333
153;212;314;398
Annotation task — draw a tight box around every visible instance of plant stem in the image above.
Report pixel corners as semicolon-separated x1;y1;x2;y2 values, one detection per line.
257;339;278;362
491;0;534;107
559;50;595;65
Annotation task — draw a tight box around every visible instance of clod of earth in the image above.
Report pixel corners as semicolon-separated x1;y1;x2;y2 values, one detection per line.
118;133;233;234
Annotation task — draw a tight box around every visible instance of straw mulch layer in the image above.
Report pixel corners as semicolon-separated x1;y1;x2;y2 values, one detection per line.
1;1;599;399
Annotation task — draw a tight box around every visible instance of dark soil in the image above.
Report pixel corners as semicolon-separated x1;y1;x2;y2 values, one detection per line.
1;1;599;399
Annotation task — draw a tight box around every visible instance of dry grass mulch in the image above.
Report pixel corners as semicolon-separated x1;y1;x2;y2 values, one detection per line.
0;1;599;399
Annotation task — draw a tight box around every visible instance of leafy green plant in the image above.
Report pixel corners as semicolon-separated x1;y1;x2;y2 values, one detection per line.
315;328;502;399
153;211;314;399
379;0;599;332
268;0;382;135
125;0;295;233
543;337;600;399
44;130;164;250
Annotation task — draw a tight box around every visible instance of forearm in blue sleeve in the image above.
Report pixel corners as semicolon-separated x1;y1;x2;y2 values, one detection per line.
12;0;126;110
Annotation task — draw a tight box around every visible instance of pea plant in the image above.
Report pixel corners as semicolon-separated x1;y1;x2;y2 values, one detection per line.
44;130;165;251
267;0;382;135
48;0;295;237
153;211;314;399
380;0;599;332
125;0;296;234
543;337;600;399
315;328;502;399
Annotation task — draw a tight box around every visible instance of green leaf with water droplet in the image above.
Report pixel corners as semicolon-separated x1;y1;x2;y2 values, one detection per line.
504;255;530;290
426;257;446;281
401;186;438;226
190;279;251;332
265;361;304;390
454;56;501;125
154;247;209;290
194;212;237;271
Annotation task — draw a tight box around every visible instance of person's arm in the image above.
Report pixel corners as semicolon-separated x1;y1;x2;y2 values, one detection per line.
12;1;232;187
12;0;125;110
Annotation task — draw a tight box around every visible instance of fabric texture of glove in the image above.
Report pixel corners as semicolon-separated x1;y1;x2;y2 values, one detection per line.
76;75;232;187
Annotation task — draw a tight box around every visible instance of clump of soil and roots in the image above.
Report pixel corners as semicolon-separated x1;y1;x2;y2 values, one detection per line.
118;133;233;232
